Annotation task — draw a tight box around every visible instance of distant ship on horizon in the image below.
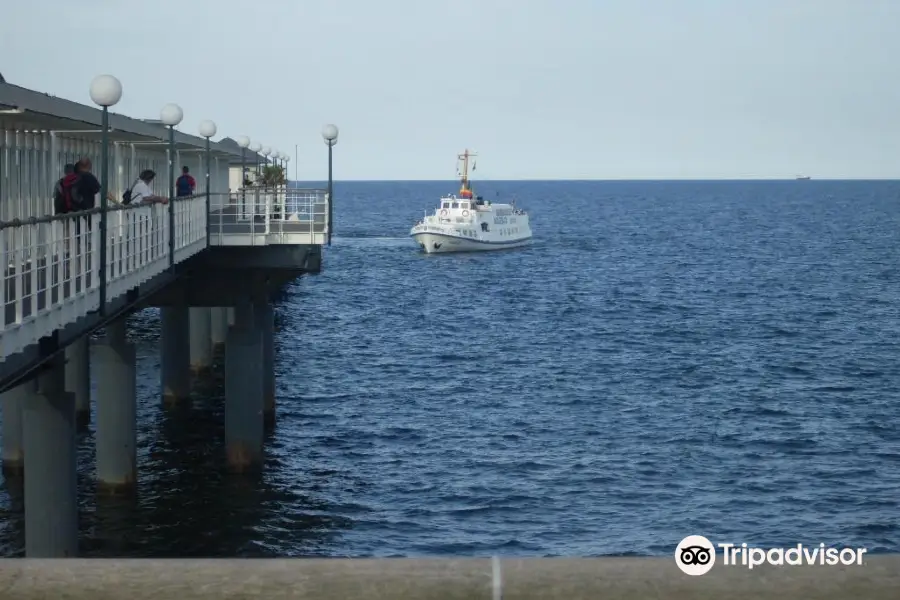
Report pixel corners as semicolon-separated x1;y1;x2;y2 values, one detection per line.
795;175;811;180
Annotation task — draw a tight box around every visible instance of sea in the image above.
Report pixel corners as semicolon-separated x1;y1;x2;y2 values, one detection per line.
0;179;899;557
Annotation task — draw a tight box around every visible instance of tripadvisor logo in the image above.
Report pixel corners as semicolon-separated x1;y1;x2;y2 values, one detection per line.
675;535;715;576
675;535;868;575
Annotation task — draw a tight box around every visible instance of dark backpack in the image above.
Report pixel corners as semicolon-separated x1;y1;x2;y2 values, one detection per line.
55;173;81;212
53;178;67;214
176;174;193;197
122;178;140;205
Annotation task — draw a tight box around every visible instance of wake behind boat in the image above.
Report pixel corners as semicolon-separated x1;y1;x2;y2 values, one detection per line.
410;150;532;254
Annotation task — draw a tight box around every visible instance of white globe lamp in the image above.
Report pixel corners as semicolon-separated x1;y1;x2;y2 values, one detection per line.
160;103;183;127
89;75;122;107
198;120;217;138
322;124;338;146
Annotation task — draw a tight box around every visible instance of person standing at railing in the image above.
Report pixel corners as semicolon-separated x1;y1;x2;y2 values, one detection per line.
130;169;169;204
176;166;196;198
128;169;169;263
52;163;79;267
72;158;116;210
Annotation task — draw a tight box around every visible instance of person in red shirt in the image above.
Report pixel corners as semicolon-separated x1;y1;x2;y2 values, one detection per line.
175;166;196;197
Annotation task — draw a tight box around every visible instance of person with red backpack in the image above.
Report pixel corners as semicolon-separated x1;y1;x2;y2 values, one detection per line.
53;163;77;214
176;166;196;197
53;158;110;214
72;158;105;210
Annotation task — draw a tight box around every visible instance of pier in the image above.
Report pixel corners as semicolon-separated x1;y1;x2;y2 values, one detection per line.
0;75;333;556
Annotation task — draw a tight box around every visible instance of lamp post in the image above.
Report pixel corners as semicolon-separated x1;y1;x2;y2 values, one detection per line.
198;119;217;248
321;124;338;247
89;74;123;314
235;136;250;218
235;135;250;187
272;151;282;217
250;142;261;179
160;103;184;269
261;147;271;188
282;155;291;217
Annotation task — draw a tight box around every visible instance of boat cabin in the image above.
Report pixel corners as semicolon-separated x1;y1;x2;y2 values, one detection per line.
439;195;487;211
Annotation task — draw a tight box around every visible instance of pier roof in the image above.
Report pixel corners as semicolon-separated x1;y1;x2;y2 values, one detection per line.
217;137;268;165
0;82;242;157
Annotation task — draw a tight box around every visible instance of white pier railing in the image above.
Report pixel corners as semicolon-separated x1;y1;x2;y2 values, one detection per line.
105;202;171;300
209;188;329;246
2;212;101;358
1;195;207;359
1;187;330;361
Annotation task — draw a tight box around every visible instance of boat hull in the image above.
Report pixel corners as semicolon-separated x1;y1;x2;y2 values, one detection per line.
411;231;532;254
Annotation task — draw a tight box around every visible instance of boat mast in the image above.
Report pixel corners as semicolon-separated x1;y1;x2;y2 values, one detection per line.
458;149;476;193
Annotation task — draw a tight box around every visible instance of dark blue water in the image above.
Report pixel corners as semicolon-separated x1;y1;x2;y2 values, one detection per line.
1;180;899;557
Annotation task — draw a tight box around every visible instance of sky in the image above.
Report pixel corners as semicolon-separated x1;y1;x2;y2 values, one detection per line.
2;0;899;180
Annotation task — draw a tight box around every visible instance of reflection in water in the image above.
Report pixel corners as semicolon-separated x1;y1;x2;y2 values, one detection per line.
0;305;352;558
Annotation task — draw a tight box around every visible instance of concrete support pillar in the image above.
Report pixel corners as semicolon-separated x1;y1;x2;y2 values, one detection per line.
65;337;90;429
225;302;264;472
22;356;78;557
95;319;137;493
210;307;228;350
1;380;34;477
189;307;213;374
160;306;191;406
255;301;276;428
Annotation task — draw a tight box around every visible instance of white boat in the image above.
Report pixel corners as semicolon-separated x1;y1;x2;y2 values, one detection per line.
410;149;532;254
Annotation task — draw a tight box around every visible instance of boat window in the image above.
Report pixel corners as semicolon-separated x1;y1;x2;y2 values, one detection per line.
442;202;450;209
462;203;469;209
451;202;459;209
